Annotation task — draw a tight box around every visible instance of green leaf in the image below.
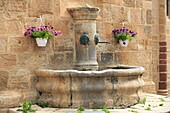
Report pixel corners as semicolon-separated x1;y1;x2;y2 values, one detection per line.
128;109;139;113
30;31;53;39
102;108;110;113
17;109;22;111
159;103;164;106
145;107;151;111
139;97;146;105
159;98;165;102
17;101;36;113
76;107;85;113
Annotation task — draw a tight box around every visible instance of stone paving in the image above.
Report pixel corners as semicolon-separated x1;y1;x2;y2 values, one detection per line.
5;94;170;113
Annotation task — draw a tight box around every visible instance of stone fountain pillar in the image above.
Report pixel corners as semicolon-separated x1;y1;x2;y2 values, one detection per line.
67;6;100;71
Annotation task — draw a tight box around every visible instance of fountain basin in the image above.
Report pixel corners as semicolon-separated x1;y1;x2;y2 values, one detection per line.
36;66;145;108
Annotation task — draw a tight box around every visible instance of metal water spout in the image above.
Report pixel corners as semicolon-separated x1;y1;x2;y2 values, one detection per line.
67;5;100;71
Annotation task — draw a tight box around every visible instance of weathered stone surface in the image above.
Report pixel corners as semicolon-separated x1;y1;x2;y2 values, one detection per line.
102;4;112;21
8;0;26;12
8;94;170;113
0;70;9;91
49;53;65;69
0;91;38;108
52;18;70;37
9;37;30;52
115;52;151;65
0;91;21;108
0;37;7;53
36;70;71;107
67;6;100;20
123;0;135;7
131;9;141;24
6;21;23;37
53;38;73;51
144;26;152;38
0;0;6;13
0;54;16;69
29;0;53;17
17;53;47;69
8;74;37;91
0;0;160;104
0;108;8;113
0;18;6;35
100;52;113;64
136;0;143;8
65;53;73;68
146;9;152;24
36;66;145;108
68;6;99;71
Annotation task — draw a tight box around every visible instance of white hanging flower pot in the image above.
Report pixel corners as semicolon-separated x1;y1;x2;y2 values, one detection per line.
36;38;48;47
119;39;129;46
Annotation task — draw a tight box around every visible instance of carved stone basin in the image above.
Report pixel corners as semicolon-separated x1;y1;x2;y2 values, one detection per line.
36;65;145;108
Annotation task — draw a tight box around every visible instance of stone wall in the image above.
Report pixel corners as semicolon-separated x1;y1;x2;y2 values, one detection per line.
0;0;158;102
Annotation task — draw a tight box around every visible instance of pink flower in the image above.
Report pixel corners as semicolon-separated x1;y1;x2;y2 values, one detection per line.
57;30;62;36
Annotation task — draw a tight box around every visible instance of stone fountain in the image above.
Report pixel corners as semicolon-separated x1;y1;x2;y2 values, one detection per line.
36;6;145;109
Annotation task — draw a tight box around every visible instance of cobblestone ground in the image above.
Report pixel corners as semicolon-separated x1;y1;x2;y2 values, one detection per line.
3;94;170;113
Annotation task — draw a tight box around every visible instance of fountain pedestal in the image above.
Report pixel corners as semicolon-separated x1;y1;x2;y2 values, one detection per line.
67;6;100;71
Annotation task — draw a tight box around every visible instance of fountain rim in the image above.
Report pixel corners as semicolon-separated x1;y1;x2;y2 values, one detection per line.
36;65;145;78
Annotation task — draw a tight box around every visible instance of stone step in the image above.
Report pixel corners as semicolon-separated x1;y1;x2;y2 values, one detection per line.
0;91;38;108
8;94;170;113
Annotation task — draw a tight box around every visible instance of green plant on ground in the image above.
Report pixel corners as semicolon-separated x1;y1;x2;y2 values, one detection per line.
101;107;110;113
77;107;85;113
17;101;36;113
159;103;164;106
128;109;139;113
159;98;165;102
139;97;146;105
36;102;53;108
145;107;151;111
95;106;110;113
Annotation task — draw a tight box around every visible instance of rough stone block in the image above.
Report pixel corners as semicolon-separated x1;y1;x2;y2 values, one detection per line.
0;91;37;108
113;0;123;5
136;0;143;8
49;53;65;69
71;76;114;108
0;70;9;91
123;0;135;7
0;18;6;35
0;91;22;108
115;52;151;65
0;0;6;12
53;38;73;51
6;21;22;37
8;75;32;91
0;108;8;113
54;18;70;37
8;0;26;12
65;53;73;67
144;26;152;38
131;9;141;24
9;37;30;52
100;52;113;64
29;0;53;17
0;37;7;53
36;70;71;107
146;9;152;24
0;54;16;69
102;4;112;21
17;53;47;69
